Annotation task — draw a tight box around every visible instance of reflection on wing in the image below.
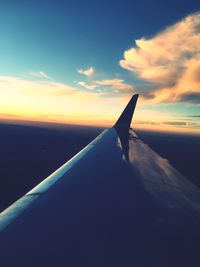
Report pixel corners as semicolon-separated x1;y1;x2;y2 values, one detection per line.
0;94;200;267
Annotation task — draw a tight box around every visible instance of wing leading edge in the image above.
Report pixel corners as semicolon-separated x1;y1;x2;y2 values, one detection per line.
0;94;200;267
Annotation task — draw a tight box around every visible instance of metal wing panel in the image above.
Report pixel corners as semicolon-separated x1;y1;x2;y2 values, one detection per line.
1;94;200;266
1;127;200;266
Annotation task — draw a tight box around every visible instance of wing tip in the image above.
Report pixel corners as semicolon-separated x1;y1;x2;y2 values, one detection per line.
114;94;139;130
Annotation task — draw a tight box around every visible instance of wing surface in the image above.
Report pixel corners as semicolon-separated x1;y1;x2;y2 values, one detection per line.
0;94;200;267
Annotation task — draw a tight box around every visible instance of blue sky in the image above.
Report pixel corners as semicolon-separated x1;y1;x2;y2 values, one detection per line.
1;0;199;80
0;0;200;133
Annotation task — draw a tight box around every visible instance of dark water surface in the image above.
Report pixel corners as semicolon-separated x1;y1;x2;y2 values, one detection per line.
0;122;199;212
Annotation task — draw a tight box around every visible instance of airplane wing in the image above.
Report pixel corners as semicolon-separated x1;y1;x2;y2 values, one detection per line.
1;94;200;267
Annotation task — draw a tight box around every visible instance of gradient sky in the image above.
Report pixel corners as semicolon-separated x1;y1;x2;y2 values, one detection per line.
0;0;200;134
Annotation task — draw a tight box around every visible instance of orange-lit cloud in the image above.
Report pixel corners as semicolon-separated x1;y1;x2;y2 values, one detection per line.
0;76;126;126
120;12;200;104
95;79;133;93
0;75;199;134
77;78;134;94
78;67;94;76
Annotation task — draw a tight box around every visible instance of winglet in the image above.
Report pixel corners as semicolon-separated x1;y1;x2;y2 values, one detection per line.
114;94;139;131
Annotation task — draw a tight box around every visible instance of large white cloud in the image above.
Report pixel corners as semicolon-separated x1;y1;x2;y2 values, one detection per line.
120;12;200;103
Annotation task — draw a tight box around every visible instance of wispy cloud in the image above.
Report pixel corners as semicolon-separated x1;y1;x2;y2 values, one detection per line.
0;75;199;134
78;81;97;90
78;67;94;76
120;12;200;104
29;71;51;79
77;78;133;94
95;79;133;93
163;121;187;126
0;75;124;126
187;115;200;118
135;118;200;132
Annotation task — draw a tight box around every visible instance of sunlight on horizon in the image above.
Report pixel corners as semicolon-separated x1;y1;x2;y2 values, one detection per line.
0;4;199;135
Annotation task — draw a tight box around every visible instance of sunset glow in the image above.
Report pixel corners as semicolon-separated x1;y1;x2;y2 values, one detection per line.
0;2;199;134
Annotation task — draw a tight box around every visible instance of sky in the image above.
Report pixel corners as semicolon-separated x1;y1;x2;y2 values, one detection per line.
0;0;200;134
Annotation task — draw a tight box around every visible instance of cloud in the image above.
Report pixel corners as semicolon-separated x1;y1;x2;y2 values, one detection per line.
95;79;133;93
78;81;97;90
0;75;127;127
163;121;187;126
187;115;200;118
0;76;76;97
180;93;200;103
0;75;199;134
120;12;200;104
29;71;51;79
77;78;133;95
135;119;200;131
78;67;94;76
